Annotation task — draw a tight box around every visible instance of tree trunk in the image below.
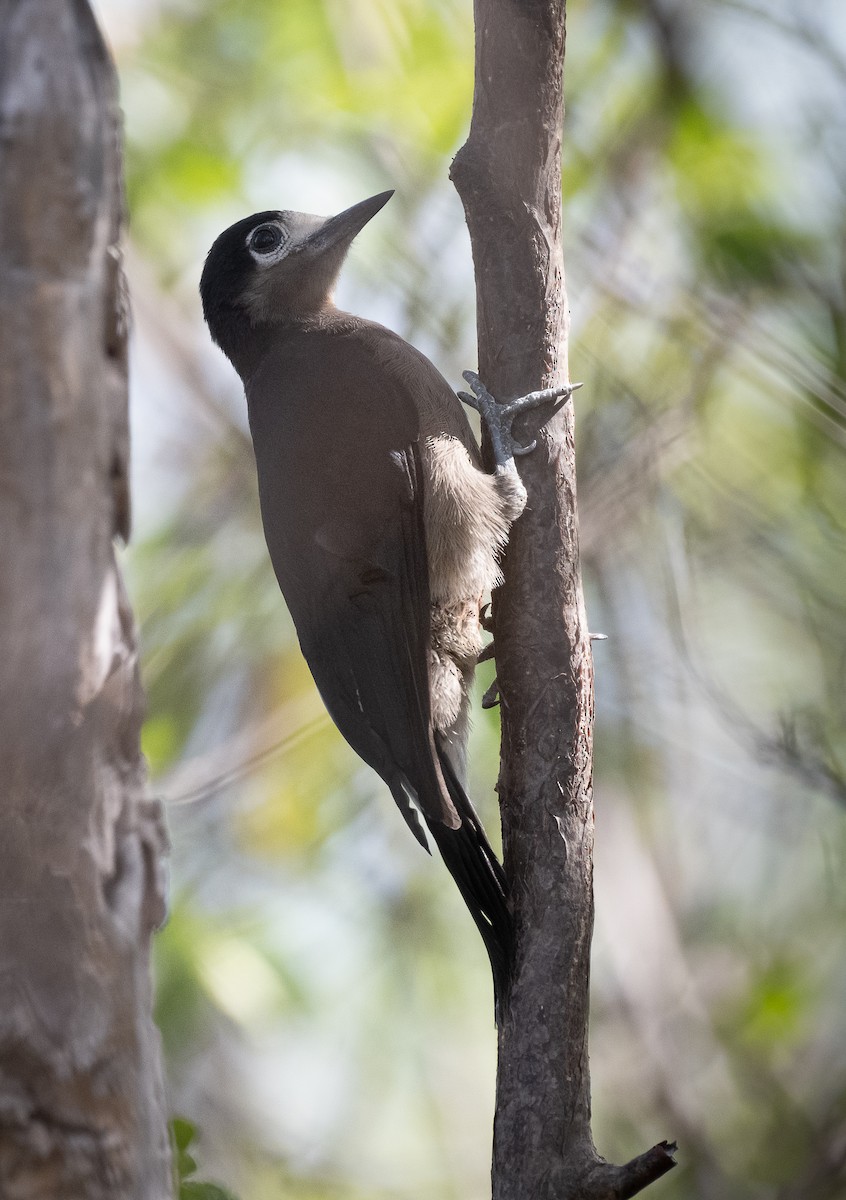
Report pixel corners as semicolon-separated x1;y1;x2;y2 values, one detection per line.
0;3;172;1196
451;2;675;1196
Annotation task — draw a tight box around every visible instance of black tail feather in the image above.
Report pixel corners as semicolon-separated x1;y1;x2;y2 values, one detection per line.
427;741;514;1019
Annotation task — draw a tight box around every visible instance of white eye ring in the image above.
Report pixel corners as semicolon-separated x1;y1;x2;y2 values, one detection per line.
246;223;291;265
249;224;284;254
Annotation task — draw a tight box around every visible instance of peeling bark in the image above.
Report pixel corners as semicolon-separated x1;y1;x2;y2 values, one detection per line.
451;1;676;1196
0;3;172;1196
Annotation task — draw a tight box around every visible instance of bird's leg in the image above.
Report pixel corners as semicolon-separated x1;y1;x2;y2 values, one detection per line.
458;372;582;471
459;375;582;713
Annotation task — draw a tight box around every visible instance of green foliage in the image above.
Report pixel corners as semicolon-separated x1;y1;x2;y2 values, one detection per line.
123;0;472;275
171;1118;199;1183
172;1118;238;1200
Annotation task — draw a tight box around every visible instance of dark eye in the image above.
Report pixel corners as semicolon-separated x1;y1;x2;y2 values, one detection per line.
250;225;283;254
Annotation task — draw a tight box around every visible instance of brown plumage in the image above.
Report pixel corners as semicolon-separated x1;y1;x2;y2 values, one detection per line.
200;191;541;1012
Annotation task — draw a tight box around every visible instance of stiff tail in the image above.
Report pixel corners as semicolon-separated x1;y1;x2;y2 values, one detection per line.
427;741;514;1020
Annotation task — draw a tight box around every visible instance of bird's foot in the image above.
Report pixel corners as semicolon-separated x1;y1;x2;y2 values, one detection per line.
479;603;494;634
458;372;582;470
477;640;496;664
482;678;500;709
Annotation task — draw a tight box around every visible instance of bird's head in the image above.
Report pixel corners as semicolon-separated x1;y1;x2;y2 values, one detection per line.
200;190;393;366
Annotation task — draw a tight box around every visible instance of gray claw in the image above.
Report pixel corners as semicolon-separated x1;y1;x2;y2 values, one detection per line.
458;371;582;470
482;678;500;709
477;640;496;664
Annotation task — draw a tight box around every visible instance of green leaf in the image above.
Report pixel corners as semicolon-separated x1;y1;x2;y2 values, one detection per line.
171;1117;196;1155
170;1117;199;1184
180;1183;239;1200
171;1117;239;1199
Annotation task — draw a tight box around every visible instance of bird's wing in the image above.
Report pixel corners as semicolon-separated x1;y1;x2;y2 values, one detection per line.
246;326;458;842
248;323;513;1011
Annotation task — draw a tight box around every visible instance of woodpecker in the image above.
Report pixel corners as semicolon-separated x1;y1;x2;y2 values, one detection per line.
200;190;574;1013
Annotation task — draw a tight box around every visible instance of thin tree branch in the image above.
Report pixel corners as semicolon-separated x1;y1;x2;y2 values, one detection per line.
451;1;674;1196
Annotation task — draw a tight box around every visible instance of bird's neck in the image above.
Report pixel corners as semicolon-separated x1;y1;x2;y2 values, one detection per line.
217;302;360;382
211;306;278;381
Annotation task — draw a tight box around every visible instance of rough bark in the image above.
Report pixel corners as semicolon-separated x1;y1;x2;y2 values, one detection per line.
451;2;676;1197
0;3;172;1197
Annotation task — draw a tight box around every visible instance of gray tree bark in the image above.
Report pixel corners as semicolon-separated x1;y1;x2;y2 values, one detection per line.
451;2;676;1197
0;2;172;1196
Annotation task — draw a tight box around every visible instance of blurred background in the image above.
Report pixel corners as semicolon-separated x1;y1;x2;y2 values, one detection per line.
98;0;846;1195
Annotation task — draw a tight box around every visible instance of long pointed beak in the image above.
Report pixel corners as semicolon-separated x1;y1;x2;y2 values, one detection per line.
310;190;394;251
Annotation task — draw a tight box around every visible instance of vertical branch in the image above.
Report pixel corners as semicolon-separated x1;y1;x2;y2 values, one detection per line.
451;1;675;1197
0;2;172;1196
